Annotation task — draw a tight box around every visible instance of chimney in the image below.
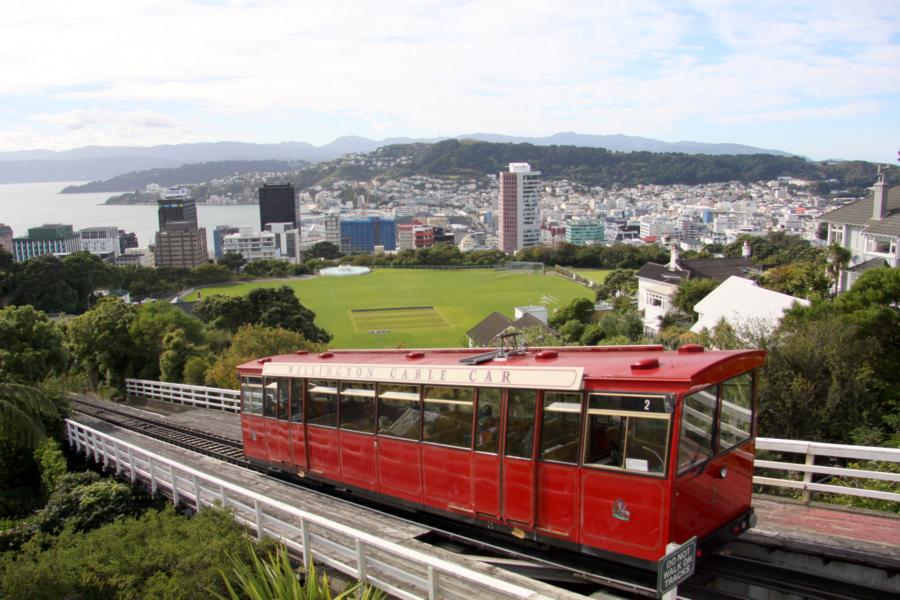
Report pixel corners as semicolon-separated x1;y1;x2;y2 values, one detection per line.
742;240;752;258
668;243;681;271
873;167;888;220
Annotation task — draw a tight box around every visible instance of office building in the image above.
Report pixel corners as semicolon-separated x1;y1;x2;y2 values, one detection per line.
340;216;396;253
396;224;435;250
213;225;240;260
222;226;279;262
0;224;12;251
119;230;138;253
79;226;121;261
498;163;541;253
154;187;207;269
325;212;341;247
12;224;80;262
565;219;604;245
259;183;297;230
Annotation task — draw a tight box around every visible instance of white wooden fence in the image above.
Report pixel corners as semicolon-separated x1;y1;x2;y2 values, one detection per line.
754;438;900;504
65;419;557;600
126;379;240;413
125;379;899;506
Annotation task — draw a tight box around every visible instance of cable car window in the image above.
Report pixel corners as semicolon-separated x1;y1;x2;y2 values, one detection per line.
718;372;753;452
475;388;502;453
423;386;474;449
377;384;420;440
241;377;264;416
584;394;670;476
290;378;303;423
277;378;290;421
263;379;278;418
540;392;582;464
306;380;339;427
678;386;717;473
340;382;376;433
505;389;536;459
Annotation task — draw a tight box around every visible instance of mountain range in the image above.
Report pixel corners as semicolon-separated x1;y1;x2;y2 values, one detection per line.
0;133;795;184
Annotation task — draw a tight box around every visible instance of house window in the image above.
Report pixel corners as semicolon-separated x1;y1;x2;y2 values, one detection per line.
646;292;666;308
866;236;893;255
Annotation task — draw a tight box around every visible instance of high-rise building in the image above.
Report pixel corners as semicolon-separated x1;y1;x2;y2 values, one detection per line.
498;163;541;253
340;216;396;254
396;224;435;250
12;224;80;262
325;212;341;248
213;225;240;260
259;183;297;231
565;219;604;245
154;187;207;269
0;223;13;251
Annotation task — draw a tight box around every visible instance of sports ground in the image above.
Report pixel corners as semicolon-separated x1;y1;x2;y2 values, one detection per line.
184;268;594;348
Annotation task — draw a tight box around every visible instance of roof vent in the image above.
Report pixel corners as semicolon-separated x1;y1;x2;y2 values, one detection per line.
407;351;425;360
630;357;659;371
678;344;705;354
296;350;309;355
256;357;271;364
535;350;558;360
319;352;334;359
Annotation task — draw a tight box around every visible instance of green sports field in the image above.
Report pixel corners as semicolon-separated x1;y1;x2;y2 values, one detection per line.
184;269;593;348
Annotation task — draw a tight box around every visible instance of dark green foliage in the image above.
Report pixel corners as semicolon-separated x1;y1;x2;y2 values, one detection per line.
549;297;595;328
218;252;247;273
558;319;586;344
304;241;342;260
243;258;294;278
35;471;151;535
672;278;720;317
516;242;668;269
188;263;235;286
724;232;821;267
61;251;119;312
9;255;78;313
595;268;637;300
0;305;67;383
65;297;138;389
33;438;67;495
1;505;257;599
128;302;206;381
195;286;331;343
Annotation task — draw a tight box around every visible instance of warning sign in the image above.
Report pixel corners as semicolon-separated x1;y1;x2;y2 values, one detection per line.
657;537;697;596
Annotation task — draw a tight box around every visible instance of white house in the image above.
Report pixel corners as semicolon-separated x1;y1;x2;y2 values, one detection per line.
819;172;899;292
690;276;809;335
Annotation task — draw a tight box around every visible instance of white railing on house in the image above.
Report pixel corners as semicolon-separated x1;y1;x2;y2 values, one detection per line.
125;379;899;506
755;438;900;504
64;419;557;600
126;379;240;413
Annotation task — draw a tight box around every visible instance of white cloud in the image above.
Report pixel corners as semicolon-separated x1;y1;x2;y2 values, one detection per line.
0;0;897;154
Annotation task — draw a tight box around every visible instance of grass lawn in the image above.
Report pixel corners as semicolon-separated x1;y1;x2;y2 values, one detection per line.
185;269;593;348
568;268;613;283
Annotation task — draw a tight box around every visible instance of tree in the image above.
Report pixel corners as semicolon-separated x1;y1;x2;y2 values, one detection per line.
672;278;719;317
549;297;595;328
243;259;293;278
217;252;247;273
824;243;851;296
0;382;60;449
205;325;317;389
159;329;194;383
0;306;67;383
65;298;138;389
304;241;342;260
9;255;79;314
187;263;234;286
62;251;118;312
558;319;586;344
194;286;331;343
128;302;206;381
595;269;636;300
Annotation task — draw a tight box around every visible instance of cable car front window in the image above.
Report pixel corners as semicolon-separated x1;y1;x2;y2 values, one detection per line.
718;372;754;452
583;393;670;476
540;392;583;464
241;377;264;416
678;386;717;473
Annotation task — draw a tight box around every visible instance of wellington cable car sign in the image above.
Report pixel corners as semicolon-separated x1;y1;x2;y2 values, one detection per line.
657;537;697;597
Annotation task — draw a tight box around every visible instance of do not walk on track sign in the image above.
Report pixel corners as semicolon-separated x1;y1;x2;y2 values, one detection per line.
657;537;697;598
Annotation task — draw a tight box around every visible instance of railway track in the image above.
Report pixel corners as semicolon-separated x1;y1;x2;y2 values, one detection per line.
72;401;895;600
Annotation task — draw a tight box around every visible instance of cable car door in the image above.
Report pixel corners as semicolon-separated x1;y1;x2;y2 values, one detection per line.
502;389;537;529
473;388;503;518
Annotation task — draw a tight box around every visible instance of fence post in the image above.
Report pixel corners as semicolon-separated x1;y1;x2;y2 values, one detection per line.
356;539;367;583
149;460;158;496
801;450;815;504
300;517;311;567
171;465;180;507
427;565;439;600
127;448;136;483
192;474;201;511
254;499;266;539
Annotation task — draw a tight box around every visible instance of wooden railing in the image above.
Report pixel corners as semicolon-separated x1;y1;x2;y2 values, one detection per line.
755;438;900;504
126;379;240;413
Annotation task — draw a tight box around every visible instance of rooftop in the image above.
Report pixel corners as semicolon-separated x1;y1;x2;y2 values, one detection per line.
819;184;900;237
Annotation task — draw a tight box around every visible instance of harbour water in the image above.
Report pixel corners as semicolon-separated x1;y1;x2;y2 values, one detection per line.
0;181;260;251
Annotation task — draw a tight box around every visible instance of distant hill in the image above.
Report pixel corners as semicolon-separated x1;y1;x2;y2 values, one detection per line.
0;133;798;184
64;140;897;197
61;160;307;193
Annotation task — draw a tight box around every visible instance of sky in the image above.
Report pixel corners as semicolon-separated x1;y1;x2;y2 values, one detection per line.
1;1;899;162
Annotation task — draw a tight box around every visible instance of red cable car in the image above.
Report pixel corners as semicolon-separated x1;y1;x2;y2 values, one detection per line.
237;344;764;569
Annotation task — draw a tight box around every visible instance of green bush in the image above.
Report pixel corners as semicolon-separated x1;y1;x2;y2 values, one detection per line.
36;472;150;534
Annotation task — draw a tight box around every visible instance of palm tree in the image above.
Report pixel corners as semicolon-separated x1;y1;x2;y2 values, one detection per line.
0;381;60;449
825;243;851;296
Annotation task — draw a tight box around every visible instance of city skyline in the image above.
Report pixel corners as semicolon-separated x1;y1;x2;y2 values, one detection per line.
1;1;898;162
